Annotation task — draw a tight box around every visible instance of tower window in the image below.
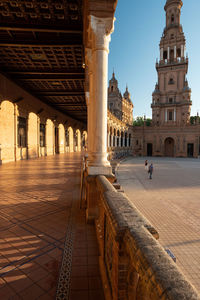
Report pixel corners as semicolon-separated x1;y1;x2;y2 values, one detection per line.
111;86;113;92
177;48;181;58
171;14;174;23
163;51;167;60
169;98;173;103
170;49;174;61
169;111;173;121
169;78;174;85
171;34;174;39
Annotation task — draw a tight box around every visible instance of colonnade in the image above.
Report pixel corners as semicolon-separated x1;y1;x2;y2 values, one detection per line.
107;129;131;148
0;100;87;164
160;44;186;62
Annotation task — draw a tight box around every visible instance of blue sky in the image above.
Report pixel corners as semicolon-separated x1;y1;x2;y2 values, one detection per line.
108;0;200;118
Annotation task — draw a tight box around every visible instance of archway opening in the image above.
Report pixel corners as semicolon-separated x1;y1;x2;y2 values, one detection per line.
187;143;194;157
164;137;175;157
147;143;153;156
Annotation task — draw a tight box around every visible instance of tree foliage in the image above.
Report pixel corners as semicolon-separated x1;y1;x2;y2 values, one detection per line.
133;117;152;127
190;116;200;124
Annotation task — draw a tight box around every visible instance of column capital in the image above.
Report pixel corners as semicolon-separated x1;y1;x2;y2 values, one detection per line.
89;15;115;52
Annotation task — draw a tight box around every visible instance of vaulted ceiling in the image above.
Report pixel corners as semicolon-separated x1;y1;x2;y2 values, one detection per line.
0;0;86;123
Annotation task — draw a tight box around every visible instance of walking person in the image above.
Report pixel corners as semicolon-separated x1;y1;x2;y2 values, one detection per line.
148;163;153;179
145;160;148;171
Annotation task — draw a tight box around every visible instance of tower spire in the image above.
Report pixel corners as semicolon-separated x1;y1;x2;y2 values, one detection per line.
112;68;115;78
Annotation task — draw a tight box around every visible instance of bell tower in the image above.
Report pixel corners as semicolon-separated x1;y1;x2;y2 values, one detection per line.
152;0;191;126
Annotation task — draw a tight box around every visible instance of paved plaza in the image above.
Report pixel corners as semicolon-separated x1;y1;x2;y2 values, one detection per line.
116;156;200;293
0;153;104;300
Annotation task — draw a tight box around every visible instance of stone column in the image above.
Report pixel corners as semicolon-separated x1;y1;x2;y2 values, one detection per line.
174;109;176;121
167;46;170;60
108;133;110;148
115;135;117;147
165;109;168;122
174;46;176;59
160;48;163;61
181;45;184;58
87;16;114;175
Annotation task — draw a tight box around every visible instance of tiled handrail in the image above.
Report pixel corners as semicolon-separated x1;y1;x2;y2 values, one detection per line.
95;175;200;300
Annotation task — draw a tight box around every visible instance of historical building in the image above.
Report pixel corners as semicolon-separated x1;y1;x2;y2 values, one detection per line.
108;71;133;125
133;0;200;158
107;72;133;159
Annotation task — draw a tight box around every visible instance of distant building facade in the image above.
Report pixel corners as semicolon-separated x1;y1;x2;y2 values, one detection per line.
108;72;133;125
107;72;133;159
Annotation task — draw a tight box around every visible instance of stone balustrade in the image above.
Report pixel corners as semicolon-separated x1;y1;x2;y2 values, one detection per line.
94;175;200;300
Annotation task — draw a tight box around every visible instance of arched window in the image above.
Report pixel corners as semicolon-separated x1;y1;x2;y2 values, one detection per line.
163;51;167;60
111;86;114;92
171;14;174;23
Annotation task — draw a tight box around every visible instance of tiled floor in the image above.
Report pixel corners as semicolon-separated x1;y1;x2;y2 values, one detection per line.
0;153;104;300
117;157;200;293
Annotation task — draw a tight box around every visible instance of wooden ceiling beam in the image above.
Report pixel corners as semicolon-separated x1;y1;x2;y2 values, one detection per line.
16;74;84;80
35;91;85;96
0;26;82;34
6;70;84;76
0;41;82;47
53;103;86;106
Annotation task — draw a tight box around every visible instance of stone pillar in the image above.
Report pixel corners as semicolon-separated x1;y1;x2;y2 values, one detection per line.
181;45;184;58
160;48;163;61
123;136;125;147
87;16;114;175
167;46;170;60
174;109;176;121
126;137;129;148
108;133;110;148
165;109;168;122
174;45;176;59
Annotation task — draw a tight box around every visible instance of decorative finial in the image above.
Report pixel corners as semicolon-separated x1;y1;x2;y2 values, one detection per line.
112;68;115;78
